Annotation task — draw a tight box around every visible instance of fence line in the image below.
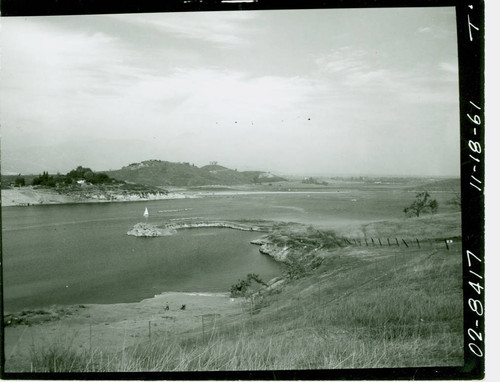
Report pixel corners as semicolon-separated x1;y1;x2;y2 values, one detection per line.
337;236;457;250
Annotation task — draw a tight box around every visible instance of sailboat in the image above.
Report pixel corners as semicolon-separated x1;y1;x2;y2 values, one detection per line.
143;207;149;218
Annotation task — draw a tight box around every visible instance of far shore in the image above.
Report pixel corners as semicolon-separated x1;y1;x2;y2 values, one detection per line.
1;186;351;207
0;187;192;207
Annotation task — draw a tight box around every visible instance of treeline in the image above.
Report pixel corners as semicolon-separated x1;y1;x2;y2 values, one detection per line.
302;177;328;186
30;166;114;187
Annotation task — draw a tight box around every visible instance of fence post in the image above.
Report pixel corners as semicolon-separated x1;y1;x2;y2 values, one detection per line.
365;238;368;246
371;238;375;246
395;238;400;247
378;238;382;246
202;315;205;343
445;240;449;250
213;315;217;339
387;238;390;246
402;239;409;248
250;296;254;333
416;238;420;248
241;303;246;332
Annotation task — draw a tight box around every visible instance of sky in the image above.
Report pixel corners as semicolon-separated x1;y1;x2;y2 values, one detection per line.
0;7;460;176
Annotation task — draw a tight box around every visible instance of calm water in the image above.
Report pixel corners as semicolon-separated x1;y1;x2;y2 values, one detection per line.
2;191;431;313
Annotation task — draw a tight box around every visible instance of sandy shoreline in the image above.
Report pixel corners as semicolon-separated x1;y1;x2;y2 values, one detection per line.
0;187;191;207
4;291;245;372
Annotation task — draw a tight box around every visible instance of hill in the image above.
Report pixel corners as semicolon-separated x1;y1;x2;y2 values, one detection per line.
1;165;171;206
406;178;460;192
105;160;285;187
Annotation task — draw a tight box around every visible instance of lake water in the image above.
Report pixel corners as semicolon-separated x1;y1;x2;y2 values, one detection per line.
1;191;437;313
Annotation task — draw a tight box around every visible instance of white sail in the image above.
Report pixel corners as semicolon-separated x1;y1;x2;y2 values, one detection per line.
144;207;149;218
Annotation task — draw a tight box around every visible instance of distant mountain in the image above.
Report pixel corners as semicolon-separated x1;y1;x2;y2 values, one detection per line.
105;160;286;187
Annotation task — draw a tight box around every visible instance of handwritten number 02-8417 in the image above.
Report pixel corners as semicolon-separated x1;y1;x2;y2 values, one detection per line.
466;250;483;357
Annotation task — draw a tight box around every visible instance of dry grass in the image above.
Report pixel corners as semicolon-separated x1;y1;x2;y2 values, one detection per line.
337;212;462;240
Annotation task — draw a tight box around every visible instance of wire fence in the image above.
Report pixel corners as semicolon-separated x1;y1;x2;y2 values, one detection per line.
340;236;459;250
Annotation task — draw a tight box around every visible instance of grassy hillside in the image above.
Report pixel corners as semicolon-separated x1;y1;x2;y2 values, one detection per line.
105;160;285;187
337;212;462;241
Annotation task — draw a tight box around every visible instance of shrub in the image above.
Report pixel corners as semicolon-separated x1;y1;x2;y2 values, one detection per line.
285;256;308;280
230;273;266;298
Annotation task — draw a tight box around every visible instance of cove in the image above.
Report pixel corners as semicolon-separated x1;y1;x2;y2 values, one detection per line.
2;203;283;313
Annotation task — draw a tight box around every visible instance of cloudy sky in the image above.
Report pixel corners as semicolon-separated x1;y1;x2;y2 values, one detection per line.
0;7;459;176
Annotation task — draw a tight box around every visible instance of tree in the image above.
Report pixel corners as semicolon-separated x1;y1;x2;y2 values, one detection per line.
14;175;25;187
404;191;439;217
65;166;111;184
32;171;52;186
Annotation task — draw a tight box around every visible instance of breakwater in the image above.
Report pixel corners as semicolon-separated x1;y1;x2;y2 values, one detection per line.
127;221;267;237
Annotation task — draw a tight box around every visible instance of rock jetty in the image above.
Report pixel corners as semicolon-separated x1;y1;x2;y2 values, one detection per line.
127;223;176;237
127;221;265;237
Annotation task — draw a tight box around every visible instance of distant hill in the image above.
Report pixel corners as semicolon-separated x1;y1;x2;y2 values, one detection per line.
105;160;285;187
201;164;229;172
406;178;460;192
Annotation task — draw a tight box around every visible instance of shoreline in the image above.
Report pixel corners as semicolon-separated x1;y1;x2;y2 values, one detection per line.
3;291;248;371
1;187;193;207
1;186;354;208
5;221;289;317
4;268;287;372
